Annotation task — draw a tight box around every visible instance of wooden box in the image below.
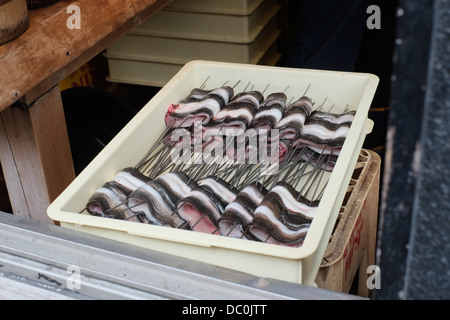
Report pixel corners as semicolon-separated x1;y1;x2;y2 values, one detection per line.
316;149;381;297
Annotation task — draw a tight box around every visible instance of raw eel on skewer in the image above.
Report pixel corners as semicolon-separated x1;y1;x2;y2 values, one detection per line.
218;182;268;239
228;90;264;107
275;96;313;140
292;116;352;157
127;172;197;228
308;109;355;126
187;86;235;103
165;86;234;129
86;167;151;222
202;90;264;137
87;182;140;222
203;101;258;139
248;181;319;245
176;177;238;235
250;92;287;133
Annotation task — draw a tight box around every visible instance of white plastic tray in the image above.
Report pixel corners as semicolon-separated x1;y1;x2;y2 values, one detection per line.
105;40;280;87
105;21;280;87
164;0;264;15
105;44;280;87
105;59;182;88
129;0;279;43
258;40;281;66
106;18;279;65
48;61;379;286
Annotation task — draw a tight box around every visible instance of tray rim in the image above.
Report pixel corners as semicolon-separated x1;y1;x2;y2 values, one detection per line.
48;60;380;263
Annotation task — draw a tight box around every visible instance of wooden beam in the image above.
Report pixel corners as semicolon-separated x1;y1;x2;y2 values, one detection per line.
0;86;75;223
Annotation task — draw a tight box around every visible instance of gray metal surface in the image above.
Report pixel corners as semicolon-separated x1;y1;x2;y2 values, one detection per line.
0;212;362;300
0;272;78;300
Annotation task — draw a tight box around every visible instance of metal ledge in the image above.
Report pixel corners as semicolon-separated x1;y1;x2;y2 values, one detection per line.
0;212;363;300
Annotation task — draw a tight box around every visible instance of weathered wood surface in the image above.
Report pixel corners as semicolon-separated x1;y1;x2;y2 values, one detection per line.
0;85;73;223
0;0;172;111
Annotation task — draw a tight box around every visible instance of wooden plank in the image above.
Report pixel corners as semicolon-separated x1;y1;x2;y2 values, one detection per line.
0;86;75;223
0;0;172;111
0;116;29;217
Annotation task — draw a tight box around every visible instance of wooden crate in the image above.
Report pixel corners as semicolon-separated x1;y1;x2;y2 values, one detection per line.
316;149;380;297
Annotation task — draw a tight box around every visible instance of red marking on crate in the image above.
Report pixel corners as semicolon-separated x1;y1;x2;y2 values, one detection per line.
343;211;364;281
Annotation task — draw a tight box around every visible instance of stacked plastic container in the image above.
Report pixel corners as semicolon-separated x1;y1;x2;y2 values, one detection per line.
105;0;281;87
